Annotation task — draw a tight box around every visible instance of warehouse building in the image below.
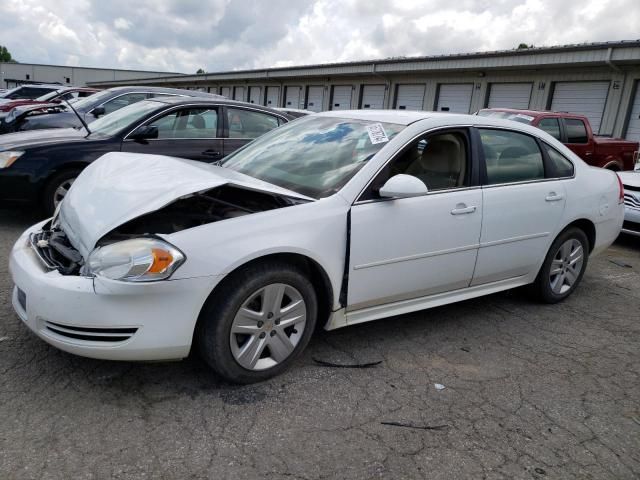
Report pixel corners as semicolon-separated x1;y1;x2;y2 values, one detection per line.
0;63;182;89
88;40;640;142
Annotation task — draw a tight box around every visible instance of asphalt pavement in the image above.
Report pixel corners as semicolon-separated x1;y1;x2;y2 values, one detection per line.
1;207;639;479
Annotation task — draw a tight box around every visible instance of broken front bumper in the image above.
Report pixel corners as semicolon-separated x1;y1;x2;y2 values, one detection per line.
9;221;221;361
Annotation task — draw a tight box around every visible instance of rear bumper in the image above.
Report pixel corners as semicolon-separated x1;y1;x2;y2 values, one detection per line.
9;222;221;361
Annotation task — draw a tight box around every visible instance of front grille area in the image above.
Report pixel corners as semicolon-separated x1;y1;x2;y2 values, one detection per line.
30;230;83;275
43;321;138;343
624;193;640;209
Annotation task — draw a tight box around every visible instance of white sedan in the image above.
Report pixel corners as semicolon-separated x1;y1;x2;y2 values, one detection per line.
10;111;624;383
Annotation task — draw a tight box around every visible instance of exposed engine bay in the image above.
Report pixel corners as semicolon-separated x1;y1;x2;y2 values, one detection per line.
31;185;306;275
98;185;304;244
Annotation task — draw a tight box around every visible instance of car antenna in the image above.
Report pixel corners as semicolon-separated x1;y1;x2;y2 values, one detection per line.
61;98;91;136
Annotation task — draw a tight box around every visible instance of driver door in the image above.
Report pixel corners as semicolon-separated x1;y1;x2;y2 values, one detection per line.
347;129;483;311
121;106;224;162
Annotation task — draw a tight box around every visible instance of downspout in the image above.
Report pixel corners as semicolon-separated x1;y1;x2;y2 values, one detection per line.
605;47;621;72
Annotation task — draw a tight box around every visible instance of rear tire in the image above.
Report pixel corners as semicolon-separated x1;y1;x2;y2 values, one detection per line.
197;260;317;384
529;227;589;303
42;169;81;216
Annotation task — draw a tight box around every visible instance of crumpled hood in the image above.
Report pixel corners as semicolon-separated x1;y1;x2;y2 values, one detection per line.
58;152;312;258
618;170;640;188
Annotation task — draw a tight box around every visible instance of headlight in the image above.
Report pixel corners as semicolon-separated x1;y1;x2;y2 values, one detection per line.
0;151;24;168
87;238;185;282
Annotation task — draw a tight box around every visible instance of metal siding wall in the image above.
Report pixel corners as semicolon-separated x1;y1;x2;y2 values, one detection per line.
101;64;640;140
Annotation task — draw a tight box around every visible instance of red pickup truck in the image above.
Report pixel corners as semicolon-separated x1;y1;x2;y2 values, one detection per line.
478;108;639;171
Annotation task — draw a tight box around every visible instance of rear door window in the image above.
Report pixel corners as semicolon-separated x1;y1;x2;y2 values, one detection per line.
479;129;545;185
537;118;561;140
226;108;280;138
564;119;588;144
152;108;218;139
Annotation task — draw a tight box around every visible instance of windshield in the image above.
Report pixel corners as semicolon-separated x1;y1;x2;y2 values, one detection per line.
71;89;113;111
477;110;534;124
37;90;63;102
0;87;20;99
89;100;161;136
222;115;405;198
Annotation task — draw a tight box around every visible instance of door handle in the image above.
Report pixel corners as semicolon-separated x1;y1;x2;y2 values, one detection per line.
545;192;565;202
451;205;477;215
202;149;222;157
585;151;593;157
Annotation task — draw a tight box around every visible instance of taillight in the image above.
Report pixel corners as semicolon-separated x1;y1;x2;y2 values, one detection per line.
616;173;624;205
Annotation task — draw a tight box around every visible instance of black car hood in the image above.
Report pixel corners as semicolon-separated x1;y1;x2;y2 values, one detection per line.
0;127;88;150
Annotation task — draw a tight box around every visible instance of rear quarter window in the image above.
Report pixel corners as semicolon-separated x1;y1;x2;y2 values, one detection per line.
543;143;574;178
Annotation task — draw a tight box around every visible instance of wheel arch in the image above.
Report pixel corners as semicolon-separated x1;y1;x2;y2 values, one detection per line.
562;218;596;253
192;252;336;347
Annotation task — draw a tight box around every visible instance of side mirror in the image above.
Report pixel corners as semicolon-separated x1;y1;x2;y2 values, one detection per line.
130;125;159;141
91;106;105;118
379;174;428;199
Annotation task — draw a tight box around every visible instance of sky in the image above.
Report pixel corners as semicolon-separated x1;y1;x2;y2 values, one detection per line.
1;0;639;74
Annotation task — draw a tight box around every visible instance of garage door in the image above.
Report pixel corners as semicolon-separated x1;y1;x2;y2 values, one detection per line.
265;86;280;107
487;83;532;109
248;86;262;105
220;86;231;98
331;86;353;110
395;85;425;110
436;84;473;113
306;86;324;112
624;84;640;142
551;81;610;133
233;86;245;101
361;85;385;109
284;86;303;109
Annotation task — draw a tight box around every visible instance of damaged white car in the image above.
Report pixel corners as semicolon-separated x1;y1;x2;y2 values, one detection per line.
10;111;624;383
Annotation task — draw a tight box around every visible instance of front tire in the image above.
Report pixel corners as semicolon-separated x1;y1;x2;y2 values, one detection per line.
42;169;81;216
197;261;317;384
530;227;589;303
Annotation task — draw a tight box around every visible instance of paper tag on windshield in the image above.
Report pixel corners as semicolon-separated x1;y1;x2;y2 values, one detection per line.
366;123;389;144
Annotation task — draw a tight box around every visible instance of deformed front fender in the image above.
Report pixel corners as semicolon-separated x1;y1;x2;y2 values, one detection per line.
164;195;351;311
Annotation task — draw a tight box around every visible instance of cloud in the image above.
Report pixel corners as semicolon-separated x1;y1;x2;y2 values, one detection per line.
0;0;638;74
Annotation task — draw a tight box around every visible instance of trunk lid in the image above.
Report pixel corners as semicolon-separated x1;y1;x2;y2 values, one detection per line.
58;152;312;258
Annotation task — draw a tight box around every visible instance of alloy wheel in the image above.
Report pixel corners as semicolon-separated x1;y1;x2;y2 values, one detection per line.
549;238;584;295
53;178;75;208
230;283;307;371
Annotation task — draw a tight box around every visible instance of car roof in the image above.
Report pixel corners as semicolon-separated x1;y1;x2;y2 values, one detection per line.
144;96;292;116
481;108;589;119
19;84;62;89
108;85;224;98
313;109;570;136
